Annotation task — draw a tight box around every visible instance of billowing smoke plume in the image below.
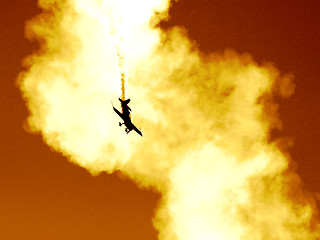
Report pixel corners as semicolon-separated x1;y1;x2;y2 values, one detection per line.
18;0;320;239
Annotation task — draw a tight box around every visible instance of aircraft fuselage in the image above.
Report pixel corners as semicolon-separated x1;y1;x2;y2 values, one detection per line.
113;98;142;136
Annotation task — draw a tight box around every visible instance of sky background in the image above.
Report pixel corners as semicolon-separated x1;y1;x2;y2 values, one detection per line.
1;0;320;239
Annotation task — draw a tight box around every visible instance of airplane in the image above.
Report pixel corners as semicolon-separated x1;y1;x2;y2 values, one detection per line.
112;98;143;136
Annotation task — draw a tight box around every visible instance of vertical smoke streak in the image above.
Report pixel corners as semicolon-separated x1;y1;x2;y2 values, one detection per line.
110;17;128;102
105;11;128;102
88;1;129;101
18;0;320;239
117;49;127;101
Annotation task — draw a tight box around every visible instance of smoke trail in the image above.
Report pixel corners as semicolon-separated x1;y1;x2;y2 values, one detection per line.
109;16;128;101
18;0;320;239
117;49;127;101
97;4;129;101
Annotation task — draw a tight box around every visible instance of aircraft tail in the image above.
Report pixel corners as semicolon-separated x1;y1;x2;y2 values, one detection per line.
119;98;130;104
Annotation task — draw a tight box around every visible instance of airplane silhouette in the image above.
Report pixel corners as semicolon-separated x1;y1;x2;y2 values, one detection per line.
113;98;143;136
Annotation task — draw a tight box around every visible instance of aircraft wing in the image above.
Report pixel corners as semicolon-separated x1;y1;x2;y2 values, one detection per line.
132;124;143;137
113;107;123;119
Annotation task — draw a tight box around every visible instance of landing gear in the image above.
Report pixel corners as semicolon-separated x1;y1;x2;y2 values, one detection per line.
125;128;131;134
119;122;124;126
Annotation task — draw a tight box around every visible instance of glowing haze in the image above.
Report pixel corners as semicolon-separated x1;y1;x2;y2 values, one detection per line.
19;0;319;239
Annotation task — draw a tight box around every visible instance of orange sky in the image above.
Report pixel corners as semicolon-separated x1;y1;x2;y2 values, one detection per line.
1;0;320;239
